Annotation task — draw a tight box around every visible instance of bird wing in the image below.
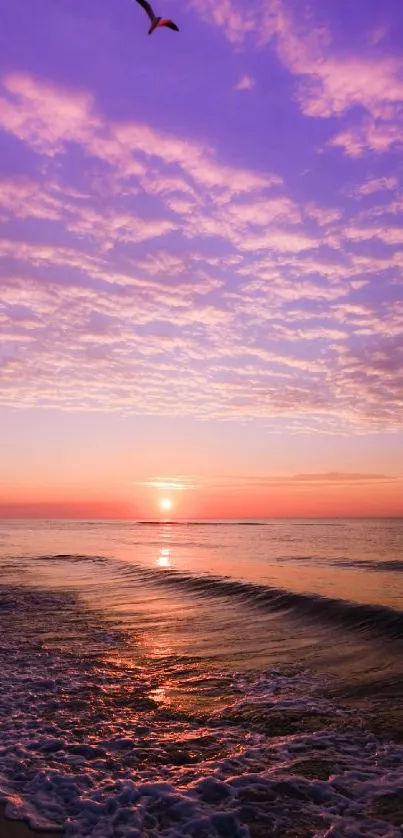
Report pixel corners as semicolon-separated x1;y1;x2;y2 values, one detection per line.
133;0;156;24
161;19;179;30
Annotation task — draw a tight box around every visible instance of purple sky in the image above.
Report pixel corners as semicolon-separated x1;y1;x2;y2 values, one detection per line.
1;0;403;515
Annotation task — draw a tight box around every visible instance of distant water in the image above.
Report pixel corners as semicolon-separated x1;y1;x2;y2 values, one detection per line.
1;518;403;836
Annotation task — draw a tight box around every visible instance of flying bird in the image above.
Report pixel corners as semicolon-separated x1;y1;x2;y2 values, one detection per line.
133;0;179;34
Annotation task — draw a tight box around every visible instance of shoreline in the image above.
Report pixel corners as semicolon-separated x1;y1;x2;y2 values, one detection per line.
0;806;62;838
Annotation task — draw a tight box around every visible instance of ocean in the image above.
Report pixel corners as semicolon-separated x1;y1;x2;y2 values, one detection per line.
0;518;403;836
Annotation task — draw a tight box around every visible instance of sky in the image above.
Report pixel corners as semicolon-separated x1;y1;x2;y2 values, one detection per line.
0;0;403;518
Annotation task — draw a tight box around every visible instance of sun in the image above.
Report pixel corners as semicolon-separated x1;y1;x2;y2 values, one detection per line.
159;497;173;512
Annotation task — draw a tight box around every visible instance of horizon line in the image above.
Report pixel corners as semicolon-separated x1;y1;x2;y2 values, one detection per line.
1;515;402;522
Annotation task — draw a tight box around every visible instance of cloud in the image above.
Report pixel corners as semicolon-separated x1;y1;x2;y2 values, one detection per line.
0;177;63;221
189;0;264;45
188;0;403;157
234;75;255;91
329;119;403;157
353;177;399;197
134;478;197;491
272;8;403;156
135;472;403;491
0;70;402;433
0;73;278;200
295;55;403;121
1;270;402;430
291;472;399;484
0;73;339;268
304;204;342;226
343;225;403;246
330;335;403;429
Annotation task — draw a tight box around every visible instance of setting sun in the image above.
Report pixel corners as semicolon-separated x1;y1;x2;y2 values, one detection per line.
159;497;173;512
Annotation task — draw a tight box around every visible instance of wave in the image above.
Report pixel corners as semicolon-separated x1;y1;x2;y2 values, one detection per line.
125;565;403;642
342;558;403;572
30;554;403;642
2;584;403;838
135;520;266;526
275;556;403;572
47;553;403;574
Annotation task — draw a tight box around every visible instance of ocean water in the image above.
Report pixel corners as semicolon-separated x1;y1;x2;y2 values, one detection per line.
1;518;403;836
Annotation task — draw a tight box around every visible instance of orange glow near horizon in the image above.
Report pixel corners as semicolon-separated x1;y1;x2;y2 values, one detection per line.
0;473;403;519
0;480;403;520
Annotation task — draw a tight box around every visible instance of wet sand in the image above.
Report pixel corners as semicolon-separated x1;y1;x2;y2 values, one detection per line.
0;807;62;838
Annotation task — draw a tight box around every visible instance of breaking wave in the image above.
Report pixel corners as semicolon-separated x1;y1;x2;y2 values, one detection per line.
41;554;403;642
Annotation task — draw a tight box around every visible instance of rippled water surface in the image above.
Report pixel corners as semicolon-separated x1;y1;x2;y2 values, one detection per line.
1;518;403;836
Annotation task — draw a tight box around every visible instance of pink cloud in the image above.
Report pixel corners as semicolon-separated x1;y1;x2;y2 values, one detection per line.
344;225;403;246
1;262;402;431
227;196;301;226
188;0;403;158
0;71;365;278
353;176;399;196
234;75;255;91
0;74;96;154
330;119;403;157
189;0;262;45
0;73;279;199
295;57;403;120
66;207;176;248
0;56;402;436
0;177;63;221
332;335;403;428
271;9;403;156
304;204;342;226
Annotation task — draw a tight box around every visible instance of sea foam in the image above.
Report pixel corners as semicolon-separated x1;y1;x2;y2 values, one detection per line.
0;586;403;836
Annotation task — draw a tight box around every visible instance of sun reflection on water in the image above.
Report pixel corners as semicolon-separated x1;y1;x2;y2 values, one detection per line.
156;523;173;568
157;548;171;568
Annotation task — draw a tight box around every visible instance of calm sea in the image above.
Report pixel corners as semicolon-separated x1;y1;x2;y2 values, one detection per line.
0;518;402;836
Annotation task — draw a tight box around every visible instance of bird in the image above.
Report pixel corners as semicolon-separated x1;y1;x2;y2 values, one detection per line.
132;0;179;34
